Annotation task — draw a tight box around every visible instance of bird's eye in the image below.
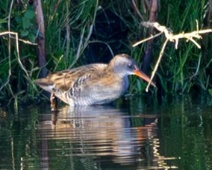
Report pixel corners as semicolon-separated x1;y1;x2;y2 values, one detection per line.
128;63;133;69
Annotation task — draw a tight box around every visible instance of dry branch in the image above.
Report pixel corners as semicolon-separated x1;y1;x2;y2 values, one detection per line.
0;31;30;91
133;21;212;92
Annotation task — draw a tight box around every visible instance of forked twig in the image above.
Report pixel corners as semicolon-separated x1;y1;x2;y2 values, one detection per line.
133;21;212;92
0;31;30;91
0;0;34;91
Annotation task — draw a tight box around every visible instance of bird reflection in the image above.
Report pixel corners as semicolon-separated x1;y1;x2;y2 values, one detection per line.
37;105;160;168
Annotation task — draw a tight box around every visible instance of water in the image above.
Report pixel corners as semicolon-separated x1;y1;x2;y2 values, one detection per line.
1;95;212;169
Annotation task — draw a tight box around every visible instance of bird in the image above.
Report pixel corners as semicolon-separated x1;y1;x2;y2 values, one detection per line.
35;54;155;108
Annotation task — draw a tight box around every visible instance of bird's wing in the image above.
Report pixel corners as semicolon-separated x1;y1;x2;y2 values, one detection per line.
35;64;108;93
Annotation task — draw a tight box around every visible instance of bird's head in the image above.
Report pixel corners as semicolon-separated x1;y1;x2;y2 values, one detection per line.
110;54;156;87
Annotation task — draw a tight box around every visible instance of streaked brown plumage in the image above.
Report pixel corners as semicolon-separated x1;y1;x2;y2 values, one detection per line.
35;54;155;106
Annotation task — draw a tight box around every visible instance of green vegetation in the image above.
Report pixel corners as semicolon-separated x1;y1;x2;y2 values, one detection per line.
0;0;211;104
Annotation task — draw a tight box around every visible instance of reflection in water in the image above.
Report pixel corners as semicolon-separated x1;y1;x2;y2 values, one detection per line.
37;105;176;169
2;96;212;169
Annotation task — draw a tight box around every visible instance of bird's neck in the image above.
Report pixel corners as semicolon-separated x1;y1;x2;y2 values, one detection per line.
107;63;126;78
121;76;129;93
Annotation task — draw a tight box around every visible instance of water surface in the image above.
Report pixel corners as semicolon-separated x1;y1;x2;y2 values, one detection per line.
0;95;212;169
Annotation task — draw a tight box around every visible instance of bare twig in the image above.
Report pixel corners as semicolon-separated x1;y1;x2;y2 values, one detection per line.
1;34;37;45
0;32;30;77
0;1;30;93
138;21;212;49
133;32;162;47
0;0;14;91
0;0;31;91
146;38;169;91
133;21;212;92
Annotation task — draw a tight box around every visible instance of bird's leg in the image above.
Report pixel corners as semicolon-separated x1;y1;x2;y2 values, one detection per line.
50;93;57;111
51;110;58;126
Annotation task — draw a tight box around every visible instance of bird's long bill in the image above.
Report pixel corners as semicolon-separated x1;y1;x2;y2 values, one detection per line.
134;70;156;87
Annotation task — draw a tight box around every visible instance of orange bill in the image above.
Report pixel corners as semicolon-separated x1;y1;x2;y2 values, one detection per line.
134;70;156;87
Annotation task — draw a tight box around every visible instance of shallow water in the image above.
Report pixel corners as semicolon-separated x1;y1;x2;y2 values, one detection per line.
0;95;212;169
